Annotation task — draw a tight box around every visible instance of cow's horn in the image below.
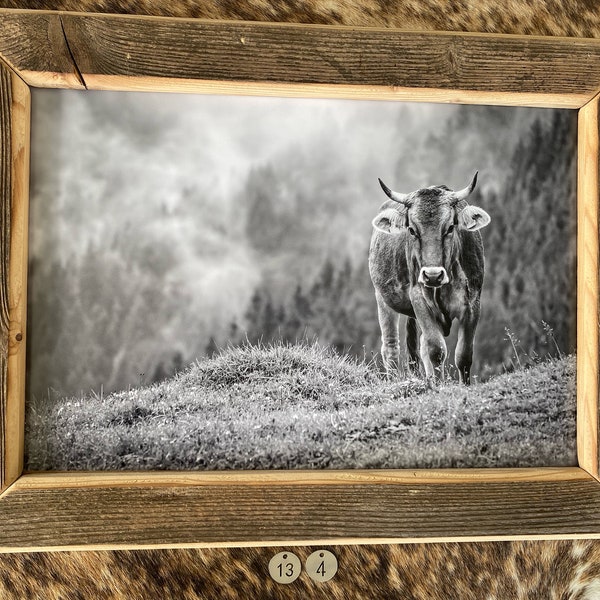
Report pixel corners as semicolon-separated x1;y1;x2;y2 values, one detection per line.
453;172;478;202
378;178;410;205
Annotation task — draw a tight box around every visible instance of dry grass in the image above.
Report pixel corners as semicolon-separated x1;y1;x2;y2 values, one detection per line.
25;342;576;471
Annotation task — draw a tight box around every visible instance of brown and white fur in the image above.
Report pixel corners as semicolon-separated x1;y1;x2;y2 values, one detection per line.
1;541;599;599
0;0;598;39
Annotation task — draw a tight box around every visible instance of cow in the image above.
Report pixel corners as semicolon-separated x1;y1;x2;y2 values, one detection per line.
368;173;490;384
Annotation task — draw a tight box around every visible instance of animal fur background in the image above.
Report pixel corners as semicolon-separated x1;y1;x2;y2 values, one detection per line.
1;541;600;600
0;0;599;38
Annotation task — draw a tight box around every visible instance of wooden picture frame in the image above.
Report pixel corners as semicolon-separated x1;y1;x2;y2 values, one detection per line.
0;9;599;552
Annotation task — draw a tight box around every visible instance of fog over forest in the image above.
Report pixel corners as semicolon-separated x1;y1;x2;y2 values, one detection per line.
27;90;577;401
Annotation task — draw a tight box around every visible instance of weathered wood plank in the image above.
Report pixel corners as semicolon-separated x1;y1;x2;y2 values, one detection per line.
15;467;589;489
578;95;600;480
1;10;600;105
0;60;11;493
1;475;600;550
0;61;29;494
57;14;600;105
0;11;84;89
5;70;28;491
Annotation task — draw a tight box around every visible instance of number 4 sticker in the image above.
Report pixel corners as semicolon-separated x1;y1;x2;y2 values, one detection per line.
305;550;338;582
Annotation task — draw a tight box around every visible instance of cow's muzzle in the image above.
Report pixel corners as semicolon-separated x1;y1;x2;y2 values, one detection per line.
418;267;449;288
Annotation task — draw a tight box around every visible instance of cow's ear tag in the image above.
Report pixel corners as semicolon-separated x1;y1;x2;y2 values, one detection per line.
459;205;491;231
372;209;404;235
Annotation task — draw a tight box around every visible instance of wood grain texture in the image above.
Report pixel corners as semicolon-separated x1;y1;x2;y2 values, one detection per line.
0;0;599;40
1;541;600;599
1;473;600;550
0;10;599;106
4;70;28;491
56;14;600;103
15;467;589;489
0;11;84;88
0;60;10;494
0;62;25;494
69;76;594;109
578;95;600;480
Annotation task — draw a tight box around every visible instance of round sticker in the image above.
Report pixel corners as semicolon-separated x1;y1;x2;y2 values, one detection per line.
268;551;302;584
305;550;338;582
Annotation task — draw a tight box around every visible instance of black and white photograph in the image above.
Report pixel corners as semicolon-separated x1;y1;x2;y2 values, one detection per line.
24;90;578;471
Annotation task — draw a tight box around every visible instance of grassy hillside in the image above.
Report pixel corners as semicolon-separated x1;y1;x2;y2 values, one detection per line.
25;343;576;471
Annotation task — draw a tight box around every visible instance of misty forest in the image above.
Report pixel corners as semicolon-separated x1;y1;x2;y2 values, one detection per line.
24;90;578;470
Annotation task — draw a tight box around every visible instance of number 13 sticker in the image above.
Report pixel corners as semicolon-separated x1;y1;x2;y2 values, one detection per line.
268;552;302;584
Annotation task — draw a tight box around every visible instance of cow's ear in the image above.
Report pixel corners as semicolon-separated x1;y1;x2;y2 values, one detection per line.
372;208;405;235
458;205;491;231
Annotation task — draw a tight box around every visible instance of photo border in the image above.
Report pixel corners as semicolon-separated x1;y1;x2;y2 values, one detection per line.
0;9;598;552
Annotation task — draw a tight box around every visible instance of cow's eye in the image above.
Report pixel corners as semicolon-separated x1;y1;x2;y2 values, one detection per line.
445;225;455;236
408;226;418;238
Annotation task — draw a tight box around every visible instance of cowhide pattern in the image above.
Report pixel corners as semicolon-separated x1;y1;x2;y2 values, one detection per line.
0;542;599;599
0;0;599;37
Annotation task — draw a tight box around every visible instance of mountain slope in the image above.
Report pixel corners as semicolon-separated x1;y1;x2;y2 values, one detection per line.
25;343;576;471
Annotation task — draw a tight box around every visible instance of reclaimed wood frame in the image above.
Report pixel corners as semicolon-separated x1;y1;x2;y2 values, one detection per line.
0;8;599;553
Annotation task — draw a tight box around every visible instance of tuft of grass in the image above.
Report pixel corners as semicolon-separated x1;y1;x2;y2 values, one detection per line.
542;320;563;359
25;342;576;471
504;327;523;370
188;341;379;390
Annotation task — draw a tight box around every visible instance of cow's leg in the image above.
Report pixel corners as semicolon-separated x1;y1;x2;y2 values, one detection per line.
411;292;446;381
456;306;480;385
376;291;400;375
406;317;420;375
419;329;447;381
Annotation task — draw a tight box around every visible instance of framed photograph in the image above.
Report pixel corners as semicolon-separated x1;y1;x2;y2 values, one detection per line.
0;9;599;551
24;91;579;473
